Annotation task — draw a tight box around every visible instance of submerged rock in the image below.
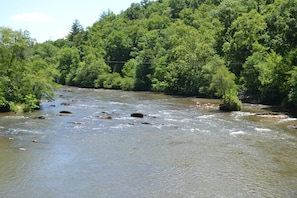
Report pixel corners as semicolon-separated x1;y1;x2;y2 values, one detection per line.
35;115;46;119
98;116;112;120
196;102;217;110
69;121;86;124
288;124;297;129
95;111;113;120
63;89;73;92
141;122;152;125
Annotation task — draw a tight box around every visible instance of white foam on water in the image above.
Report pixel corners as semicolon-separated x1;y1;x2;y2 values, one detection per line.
196;114;215;119
231;111;255;121
73;126;84;130
232;111;255;117
230;131;247;136
155;124;178;130
254;127;272;132
92;127;102;130
277;117;297;123
9;128;43;135
164;118;179;122
110;124;131;129
3;116;28;119
109;101;125;106
77;104;98;108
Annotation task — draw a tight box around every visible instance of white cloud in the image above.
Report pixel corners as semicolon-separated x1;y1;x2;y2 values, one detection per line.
11;12;51;22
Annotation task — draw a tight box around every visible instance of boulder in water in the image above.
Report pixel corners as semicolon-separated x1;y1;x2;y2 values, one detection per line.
57;110;72;116
131;113;144;118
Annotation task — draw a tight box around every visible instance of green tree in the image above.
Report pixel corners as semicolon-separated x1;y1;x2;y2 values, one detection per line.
121;59;138;90
264;0;297;55
67;19;87;60
73;55;110;88
0;28;57;112
161;11;222;96
168;0;187;18
224;9;267;76
68;19;84;42
124;3;143;20
241;43;288;104
211;65;241;111
240;43;267;101
72;26;110;88
56;47;80;85
33;42;58;63
255;50;286;104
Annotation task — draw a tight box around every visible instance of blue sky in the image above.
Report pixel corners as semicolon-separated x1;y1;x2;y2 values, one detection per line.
0;0;140;42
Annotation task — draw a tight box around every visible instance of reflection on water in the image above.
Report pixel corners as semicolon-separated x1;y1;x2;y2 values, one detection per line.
0;87;297;197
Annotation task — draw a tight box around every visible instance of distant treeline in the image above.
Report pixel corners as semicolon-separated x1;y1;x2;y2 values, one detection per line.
1;0;297;112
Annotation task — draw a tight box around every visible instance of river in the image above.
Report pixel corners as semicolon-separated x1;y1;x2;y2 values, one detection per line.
0;87;296;198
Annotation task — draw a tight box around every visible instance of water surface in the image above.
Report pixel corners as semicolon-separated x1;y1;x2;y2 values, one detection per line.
0;87;296;197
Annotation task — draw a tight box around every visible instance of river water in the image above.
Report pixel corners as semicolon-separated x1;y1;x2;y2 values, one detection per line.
0;87;296;198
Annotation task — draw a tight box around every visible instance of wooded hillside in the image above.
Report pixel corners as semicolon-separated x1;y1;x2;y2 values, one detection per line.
1;0;297;111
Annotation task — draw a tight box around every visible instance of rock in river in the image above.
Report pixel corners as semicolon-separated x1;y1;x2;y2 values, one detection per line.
35;115;46;119
98;116;112;120
58;110;73;116
131;113;144;118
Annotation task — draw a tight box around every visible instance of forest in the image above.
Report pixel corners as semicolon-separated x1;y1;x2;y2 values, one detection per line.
0;0;297;112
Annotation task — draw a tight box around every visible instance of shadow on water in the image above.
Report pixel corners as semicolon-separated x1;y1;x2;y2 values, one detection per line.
261;105;297;118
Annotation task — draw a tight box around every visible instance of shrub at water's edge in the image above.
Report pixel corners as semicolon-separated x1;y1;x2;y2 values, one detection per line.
210;65;242;111
219;90;242;111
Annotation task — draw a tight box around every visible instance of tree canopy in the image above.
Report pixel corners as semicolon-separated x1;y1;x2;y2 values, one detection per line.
2;0;297;111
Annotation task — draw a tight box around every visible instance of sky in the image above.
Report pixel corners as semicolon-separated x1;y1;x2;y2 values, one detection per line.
0;0;141;43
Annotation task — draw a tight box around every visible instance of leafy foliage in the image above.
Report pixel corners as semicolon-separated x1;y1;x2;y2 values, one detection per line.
211;65;241;111
48;0;297;110
3;0;297;112
0;28;58;112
